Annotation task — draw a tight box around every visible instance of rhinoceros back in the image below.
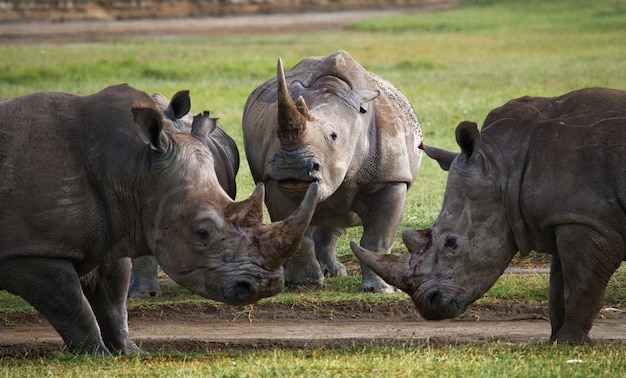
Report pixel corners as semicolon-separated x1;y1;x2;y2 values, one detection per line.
483;87;626;130
206;126;240;199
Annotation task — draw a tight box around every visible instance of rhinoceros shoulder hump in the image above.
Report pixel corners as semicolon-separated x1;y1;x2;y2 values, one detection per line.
366;71;422;139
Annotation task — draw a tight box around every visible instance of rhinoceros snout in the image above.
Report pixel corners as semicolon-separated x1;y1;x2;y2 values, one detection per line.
418;290;446;320
222;279;259;304
428;290;442;309
416;289;463;321
222;276;285;305
270;152;322;192
286;155;321;181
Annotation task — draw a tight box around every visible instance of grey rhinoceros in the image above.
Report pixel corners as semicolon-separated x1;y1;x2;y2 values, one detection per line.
352;87;626;343
0;84;318;354
128;90;240;299
243;50;422;292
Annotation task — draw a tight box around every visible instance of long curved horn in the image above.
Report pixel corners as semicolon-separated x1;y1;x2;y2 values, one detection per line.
257;182;319;269
276;58;308;146
350;241;412;292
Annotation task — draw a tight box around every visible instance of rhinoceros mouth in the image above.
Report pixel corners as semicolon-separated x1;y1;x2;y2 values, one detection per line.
278;179;317;192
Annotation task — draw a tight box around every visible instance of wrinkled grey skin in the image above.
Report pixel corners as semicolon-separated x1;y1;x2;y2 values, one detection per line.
129;91;240;299
0;84;318;354
352;87;626;343
243;50;422;292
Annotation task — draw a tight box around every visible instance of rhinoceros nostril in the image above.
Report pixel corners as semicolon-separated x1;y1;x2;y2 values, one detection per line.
233;281;254;301
308;158;321;174
428;290;442;309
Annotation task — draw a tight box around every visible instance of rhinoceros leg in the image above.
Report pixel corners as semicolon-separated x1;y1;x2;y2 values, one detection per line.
357;183;407;293
548;255;566;341
313;226;347;277
129;255;162;298
549;226;623;343
81;257;143;354
284;227;324;289
0;257;110;354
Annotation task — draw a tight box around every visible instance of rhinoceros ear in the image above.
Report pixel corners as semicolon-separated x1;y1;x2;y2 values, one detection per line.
191;111;217;140
350;89;379;113
164;90;191;120
455;121;480;164
133;106;167;153
420;143;457;171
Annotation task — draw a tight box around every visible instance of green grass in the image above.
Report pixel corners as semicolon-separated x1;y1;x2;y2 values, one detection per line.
1;0;626;374
1;344;626;377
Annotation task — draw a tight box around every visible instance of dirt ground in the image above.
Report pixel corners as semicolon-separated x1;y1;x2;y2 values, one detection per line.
2;294;626;357
2;257;626;357
1;3;626;357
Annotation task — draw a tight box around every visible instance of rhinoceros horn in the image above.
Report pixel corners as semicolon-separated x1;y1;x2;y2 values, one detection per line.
349;241;413;292
276;58;312;146
225;182;266;228
420;143;457;171
253;182;320;269
420;121;480;171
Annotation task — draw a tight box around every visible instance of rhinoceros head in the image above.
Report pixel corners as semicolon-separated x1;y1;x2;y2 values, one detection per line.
351;121;519;319
269;52;380;202
132;105;319;305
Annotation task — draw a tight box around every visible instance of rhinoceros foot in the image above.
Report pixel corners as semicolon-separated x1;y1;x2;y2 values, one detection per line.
358;281;397;294
358;268;397;294
283;258;324;290
128;281;162;299
129;256;163;299
115;337;146;355
550;328;593;345
320;260;347;278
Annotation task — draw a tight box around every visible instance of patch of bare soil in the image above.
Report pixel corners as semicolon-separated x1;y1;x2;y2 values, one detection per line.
0;1;463;44
2;298;626;357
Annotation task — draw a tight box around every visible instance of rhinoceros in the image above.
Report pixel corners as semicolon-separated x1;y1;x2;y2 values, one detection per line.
128;90;240;299
0;84;318;354
352;87;626;343
243;50;422;292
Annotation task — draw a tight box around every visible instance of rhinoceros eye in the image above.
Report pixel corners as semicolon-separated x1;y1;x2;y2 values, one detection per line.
330;132;338;141
196;229;209;240
444;236;458;250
